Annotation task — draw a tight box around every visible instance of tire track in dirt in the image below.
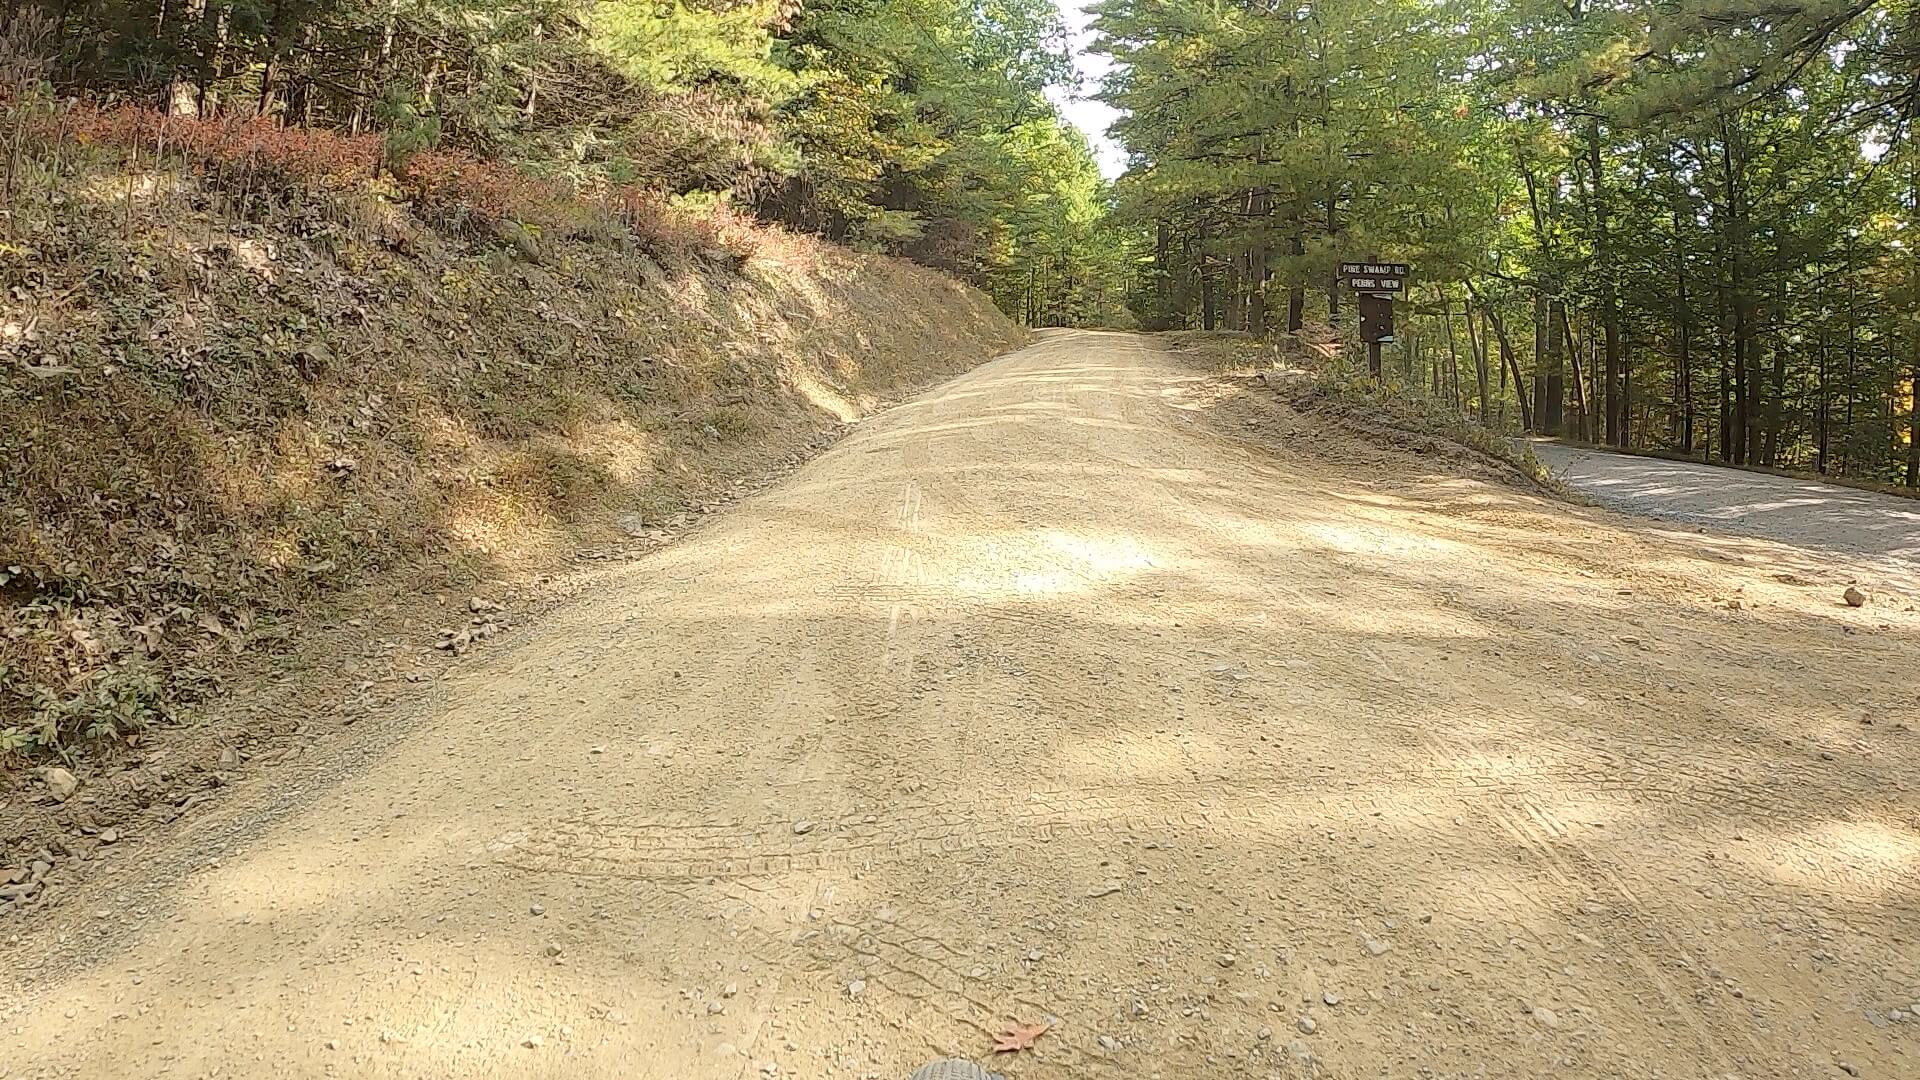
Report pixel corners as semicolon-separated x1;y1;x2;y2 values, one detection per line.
1414;723;1760;1074
8;331;1919;1080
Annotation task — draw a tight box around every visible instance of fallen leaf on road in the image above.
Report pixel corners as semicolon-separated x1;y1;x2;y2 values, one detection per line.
993;1020;1050;1054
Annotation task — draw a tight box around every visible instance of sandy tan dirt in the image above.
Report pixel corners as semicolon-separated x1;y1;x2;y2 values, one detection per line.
5;330;1920;1080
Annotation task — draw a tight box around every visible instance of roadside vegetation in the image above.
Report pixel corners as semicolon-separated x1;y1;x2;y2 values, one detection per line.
0;2;1057;758
1165;331;1559;491
1089;0;1920;489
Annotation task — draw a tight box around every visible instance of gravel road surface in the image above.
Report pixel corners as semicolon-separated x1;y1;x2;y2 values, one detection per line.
1530;440;1920;572
6;334;1917;1080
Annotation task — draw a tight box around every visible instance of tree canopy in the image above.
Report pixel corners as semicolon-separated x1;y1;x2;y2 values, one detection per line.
23;0;1121;323
1093;0;1920;485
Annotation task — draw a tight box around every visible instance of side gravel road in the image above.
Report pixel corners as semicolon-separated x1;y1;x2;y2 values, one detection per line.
1530;440;1920;574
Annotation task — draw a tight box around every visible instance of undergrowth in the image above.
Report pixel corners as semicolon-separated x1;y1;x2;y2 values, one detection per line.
1302;365;1558;488
0;97;1021;762
1165;329;1557;489
15;97;760;266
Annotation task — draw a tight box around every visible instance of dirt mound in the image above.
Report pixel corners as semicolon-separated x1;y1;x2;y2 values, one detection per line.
1160;329;1559;492
0;155;1022;780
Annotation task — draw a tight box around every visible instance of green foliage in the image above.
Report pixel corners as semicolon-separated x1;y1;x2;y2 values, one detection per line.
375;87;441;171
1092;0;1920;485
28;0;1109;324
588;0;796;95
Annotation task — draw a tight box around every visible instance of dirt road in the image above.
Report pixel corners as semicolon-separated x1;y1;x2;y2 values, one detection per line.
1530;441;1920;574
5;331;1920;1079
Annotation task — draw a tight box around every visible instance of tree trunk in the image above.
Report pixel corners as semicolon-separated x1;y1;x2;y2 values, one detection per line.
1286;230;1305;333
1154;221;1171;325
1843;234;1858;475
257;50;279;117
1224;251;1243;332
1532;292;1550;433
1198;214;1216;331
1483;301;1532;432
1557;300;1583;435
1586;120;1624;445
1469;301;1492;422
1562;311;1591;441
1908;348;1919;487
1248;190;1269;338
164;0;207;116
1676;245;1693;455
521;19;542;118
1815;310;1829;473
1722;113;1754;464
1761;239;1791;466
1325;192;1340;324
1544;297;1566;435
1910;171;1920;486
1441;289;1463;411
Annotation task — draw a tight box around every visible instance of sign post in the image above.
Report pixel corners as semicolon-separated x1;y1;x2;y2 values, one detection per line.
1341;259;1409;380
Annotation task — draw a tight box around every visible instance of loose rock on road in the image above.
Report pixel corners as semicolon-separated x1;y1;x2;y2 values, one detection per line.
4;331;1918;1079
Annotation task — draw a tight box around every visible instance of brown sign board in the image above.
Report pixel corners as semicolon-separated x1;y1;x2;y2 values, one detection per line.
1344;274;1405;295
1358;293;1395;343
1339;261;1411;277
1342;260;1410;296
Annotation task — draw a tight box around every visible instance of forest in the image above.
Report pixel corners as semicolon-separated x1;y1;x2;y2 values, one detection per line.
1091;0;1920;486
10;0;1129;322
9;0;1919;484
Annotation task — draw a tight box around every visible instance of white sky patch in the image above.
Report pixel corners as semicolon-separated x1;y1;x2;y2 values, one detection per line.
1048;1;1126;179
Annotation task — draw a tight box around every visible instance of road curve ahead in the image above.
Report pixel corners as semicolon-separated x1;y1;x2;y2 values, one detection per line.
1530;440;1920;571
5;332;1918;1080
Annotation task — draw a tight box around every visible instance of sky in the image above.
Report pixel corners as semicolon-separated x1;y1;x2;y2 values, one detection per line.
1046;1;1127;179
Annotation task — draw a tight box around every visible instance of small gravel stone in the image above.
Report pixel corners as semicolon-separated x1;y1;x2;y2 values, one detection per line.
523;1035;544;1049
324;1039;340;1051
42;767;78;802
97;829;119;845
723;982;738;998
792;820;815;835
1532;1006;1559;1028
1845;586;1868;608
1363;936;1390;957
1322;992;1341;1006
529;903;545;916
1216;953;1237;968
1296;1016;1317;1034
1098;1034;1119;1052
847;979;866;997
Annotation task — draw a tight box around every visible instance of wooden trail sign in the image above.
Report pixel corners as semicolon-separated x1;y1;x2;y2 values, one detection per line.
1343;257;1409;379
1358;294;1395;344
1341;261;1408;297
